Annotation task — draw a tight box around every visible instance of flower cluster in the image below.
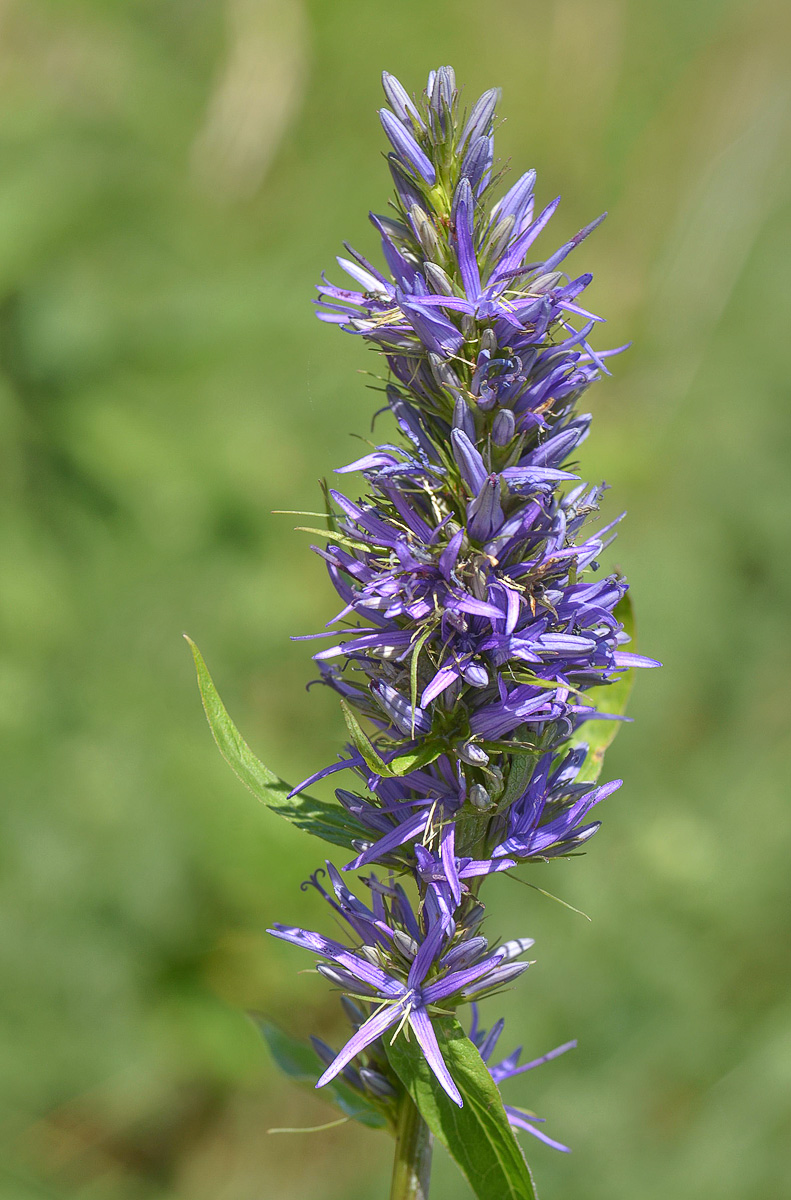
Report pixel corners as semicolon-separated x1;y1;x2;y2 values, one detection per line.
270;66;657;1142
270;862;533;1106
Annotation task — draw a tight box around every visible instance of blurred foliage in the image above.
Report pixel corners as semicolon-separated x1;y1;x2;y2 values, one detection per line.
0;1;790;1197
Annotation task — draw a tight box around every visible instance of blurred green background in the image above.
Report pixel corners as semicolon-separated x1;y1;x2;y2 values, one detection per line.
1;1;790;1197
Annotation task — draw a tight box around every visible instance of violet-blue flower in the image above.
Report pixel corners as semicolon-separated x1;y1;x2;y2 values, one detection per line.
470;1005;576;1152
269;864;535;1106
192;63;660;1197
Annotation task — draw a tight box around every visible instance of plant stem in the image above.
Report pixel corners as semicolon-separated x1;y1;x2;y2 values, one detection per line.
389;1094;433;1200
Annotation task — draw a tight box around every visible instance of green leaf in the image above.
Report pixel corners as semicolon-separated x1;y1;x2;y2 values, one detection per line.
385;1016;538;1200
497;751;538;811
409;624;434;735
251;1016;390;1130
339;699;394;776
340;698;443;778
185;637;362;850
388;740;444;775
570;592;637;782
295;526;370;553
319;477;340;535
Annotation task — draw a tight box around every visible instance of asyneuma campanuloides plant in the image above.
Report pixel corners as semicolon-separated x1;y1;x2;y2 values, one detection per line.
188;65;658;1200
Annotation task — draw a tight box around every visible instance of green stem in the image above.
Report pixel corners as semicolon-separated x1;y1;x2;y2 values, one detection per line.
389;1094;433;1200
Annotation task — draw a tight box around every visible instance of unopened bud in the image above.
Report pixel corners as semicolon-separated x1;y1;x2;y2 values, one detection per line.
485;215;515;265
341;996;365;1028
461;902;486;930
459;741;489;766
409;204;440;259
452;396;476;441
392;930;419;960
382;71;425;130
460;87;501;148
360;1067;397;1098
470;783;492;810
529;271;563;294
373;213;411;242
429;353;463;398
424;261;455;296
428;65;456;119
480;327;498;354
492;408;516;446
310;1036;337;1068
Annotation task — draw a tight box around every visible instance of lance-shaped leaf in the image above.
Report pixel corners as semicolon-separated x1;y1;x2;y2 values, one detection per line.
340;698;393;776
186;637;362;849
571;592;637;781
340;697;445;779
252;1016;390;1130
385;1015;538;1200
388;739;444;776
497;750;539;812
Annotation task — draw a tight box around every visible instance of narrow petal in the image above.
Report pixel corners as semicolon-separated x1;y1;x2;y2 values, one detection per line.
453;178;482;300
541;212;606;273
422;949;506;1003
475;1023;505;1071
421;663;463;707
440;821;462;907
439;527;464;580
347;809;429;869
500;1040;577;1080
317;1001;406;1089
506;1109;571;1153
408;1006;463;1106
407;917;448;988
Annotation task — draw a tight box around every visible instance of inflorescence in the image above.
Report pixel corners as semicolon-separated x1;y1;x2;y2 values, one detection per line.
268;65;658;1150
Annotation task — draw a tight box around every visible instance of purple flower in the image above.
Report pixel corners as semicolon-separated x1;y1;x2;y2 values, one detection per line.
256;66;659;1143
470;1005;576;1152
492;747;623;861
269;864;535;1106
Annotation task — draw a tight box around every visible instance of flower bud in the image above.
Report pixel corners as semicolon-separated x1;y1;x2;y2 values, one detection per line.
460;903;486;931
452;397;477;442
379;109;436;185
424;261;455;296
460;134;494;192
392;930;419;960
492;408;516;446
470;783;493;810
428;353;463;398
480;327;498;354
341;996;365;1028
485;215;515;266
409;204;440;259
428;65;456;120
360;1067;397;1098
463;662;489;688
373;213;411;242
381;71;425;130
467;476;503;541
530;270;563;294
459;741;489;766
460;87;501;148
